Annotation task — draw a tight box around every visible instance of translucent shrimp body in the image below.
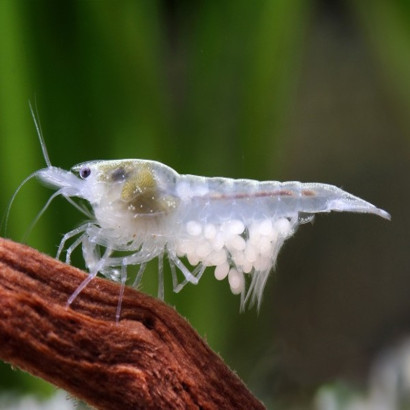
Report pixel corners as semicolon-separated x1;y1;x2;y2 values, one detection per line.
35;159;390;312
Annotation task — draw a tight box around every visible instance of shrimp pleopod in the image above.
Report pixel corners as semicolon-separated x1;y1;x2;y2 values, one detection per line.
29;158;390;315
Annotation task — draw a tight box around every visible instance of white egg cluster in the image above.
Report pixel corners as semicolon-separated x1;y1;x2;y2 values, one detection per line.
175;217;293;295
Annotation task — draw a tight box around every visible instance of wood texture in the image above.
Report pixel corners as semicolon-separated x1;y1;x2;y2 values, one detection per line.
0;237;265;410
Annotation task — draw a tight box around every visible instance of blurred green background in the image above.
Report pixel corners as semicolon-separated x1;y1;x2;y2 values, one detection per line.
0;0;409;408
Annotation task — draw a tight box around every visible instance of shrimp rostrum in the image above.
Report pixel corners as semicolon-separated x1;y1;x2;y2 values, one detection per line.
18;155;389;316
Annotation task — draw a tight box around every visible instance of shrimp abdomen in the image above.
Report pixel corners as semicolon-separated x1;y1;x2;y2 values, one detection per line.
175;177;390;222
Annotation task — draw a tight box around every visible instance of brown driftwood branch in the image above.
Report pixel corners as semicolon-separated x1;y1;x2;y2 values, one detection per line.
0;237;264;410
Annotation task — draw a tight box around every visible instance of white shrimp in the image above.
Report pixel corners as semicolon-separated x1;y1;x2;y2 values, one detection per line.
8;108;391;320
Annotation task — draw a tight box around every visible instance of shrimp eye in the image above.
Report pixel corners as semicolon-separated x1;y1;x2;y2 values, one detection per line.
79;167;91;179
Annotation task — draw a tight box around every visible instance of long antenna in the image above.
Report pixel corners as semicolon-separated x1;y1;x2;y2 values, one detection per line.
29;100;52;168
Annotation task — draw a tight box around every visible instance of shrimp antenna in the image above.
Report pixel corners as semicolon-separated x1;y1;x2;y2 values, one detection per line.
22;195;93;243
29;99;52;168
65;197;94;219
1;171;40;236
3;102;53;236
22;188;64;243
